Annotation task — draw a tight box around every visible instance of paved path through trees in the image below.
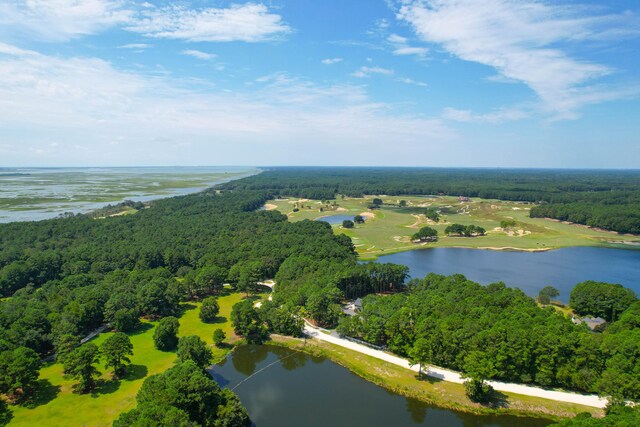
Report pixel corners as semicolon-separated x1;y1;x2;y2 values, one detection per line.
303;323;608;409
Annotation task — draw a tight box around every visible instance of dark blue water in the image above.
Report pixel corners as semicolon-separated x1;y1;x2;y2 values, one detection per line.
315;214;361;225
374;247;640;303
211;345;551;427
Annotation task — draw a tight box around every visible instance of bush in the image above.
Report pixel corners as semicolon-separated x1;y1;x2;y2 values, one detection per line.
176;336;212;369
342;220;354;229
213;329;226;347
464;378;494;403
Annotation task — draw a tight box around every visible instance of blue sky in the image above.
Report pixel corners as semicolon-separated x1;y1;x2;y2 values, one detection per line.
0;0;638;167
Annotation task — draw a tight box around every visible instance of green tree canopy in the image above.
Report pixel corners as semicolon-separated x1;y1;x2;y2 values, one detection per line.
212;329;226;347
101;332;134;378
119;360;250;427
199;297;220;323
176;336;212;370
231;300;268;344
63;343;101;393
570;281;637;322
411;226;438;242
0;346;40;401
424;208;440;222
342;220;354;229
153;316;180;351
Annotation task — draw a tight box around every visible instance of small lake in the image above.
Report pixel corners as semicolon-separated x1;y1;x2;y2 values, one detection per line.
315;214;362;225
210;345;551;427
373;247;640;303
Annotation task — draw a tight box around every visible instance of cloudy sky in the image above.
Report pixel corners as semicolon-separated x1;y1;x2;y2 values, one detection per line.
0;0;638;167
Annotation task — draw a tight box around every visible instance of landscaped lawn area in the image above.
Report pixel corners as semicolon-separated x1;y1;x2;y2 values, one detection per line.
266;196;640;259
7;292;246;427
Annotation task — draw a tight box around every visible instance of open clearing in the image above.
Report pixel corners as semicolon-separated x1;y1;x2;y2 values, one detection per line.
266;196;640;259
8;292;251;427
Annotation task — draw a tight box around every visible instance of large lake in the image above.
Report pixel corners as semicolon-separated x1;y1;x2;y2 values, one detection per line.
373;247;640;303
211;345;551;427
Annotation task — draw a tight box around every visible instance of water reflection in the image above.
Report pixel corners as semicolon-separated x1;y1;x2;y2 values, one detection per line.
211;345;552;427
405;398;428;424
231;345;270;376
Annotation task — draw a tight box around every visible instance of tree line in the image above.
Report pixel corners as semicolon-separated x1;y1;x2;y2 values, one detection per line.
337;273;640;402
219;168;640;234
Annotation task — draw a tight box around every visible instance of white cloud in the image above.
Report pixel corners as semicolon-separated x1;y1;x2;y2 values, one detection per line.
0;44;453;165
442;107;528;123
182;49;217;60
0;2;290;44
393;46;428;56
399;77;428;87
398;0;635;118
119;43;150;49
127;3;290;42
0;0;132;41
387;34;407;44
386;32;428;57
352;66;394;78
321;57;343;65
0;42;37;56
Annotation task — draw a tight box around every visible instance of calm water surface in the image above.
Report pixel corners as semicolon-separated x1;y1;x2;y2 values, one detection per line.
211;345;552;427
315;214;362;225
374;247;640;302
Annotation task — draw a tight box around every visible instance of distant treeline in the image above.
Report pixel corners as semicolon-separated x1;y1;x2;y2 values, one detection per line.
220;168;640;234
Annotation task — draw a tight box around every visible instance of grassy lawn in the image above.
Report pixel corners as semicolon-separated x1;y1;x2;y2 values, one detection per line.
266;196;640;260
270;335;602;422
7;292;246;427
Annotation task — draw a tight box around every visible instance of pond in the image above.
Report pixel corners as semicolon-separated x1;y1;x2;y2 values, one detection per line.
315;214;362;225
373;247;640;303
210;345;552;427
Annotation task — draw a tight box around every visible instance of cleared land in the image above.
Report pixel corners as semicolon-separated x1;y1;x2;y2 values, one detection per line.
7;292;252;427
266;196;640;259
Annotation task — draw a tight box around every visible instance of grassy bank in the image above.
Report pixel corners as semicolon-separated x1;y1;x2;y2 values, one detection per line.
7;292;248;427
269;335;602;422
266;196;640;259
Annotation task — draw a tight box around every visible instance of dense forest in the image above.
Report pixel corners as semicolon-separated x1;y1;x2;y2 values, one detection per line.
219;168;640;234
1;167;640;424
336;273;640;401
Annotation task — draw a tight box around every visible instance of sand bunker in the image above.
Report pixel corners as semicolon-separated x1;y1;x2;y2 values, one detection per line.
263;204;277;210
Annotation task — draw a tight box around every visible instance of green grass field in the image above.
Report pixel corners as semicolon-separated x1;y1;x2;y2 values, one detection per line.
7;292;247;427
266;196;640;260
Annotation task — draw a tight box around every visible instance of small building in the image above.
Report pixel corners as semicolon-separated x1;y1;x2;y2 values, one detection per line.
572;316;606;330
583;316;606;330
342;298;364;317
458;196;470;202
